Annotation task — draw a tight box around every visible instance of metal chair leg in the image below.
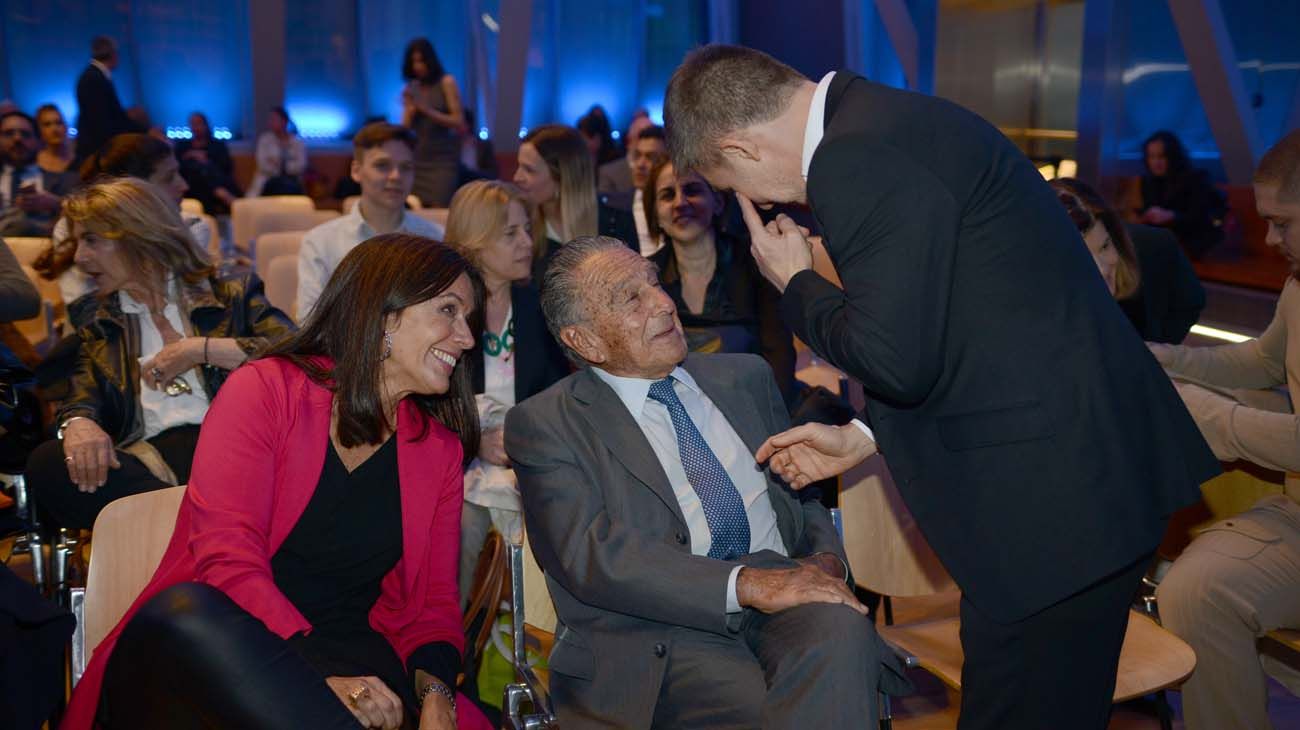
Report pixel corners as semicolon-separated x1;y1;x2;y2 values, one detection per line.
53;528;78;604
9;473;51;592
879;691;894;730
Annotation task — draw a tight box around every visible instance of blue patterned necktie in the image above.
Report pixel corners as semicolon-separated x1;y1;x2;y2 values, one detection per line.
647;377;750;560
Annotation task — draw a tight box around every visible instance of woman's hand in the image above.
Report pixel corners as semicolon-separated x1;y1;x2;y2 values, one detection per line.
62;418;120;492
141;339;203;390
325;676;404;729
479;428;509;467
418;690;457;730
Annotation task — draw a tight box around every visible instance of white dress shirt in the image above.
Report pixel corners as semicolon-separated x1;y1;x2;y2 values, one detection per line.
120;284;210;439
800;70;878;446
296;202;445;319
593;365;786;612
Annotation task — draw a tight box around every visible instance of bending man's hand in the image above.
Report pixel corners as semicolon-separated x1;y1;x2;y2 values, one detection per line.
756;422;877;489
736;562;866;615
737;193;811;293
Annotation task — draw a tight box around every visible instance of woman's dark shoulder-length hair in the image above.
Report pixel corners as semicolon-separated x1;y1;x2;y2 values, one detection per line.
263;233;483;462
402;38;446;83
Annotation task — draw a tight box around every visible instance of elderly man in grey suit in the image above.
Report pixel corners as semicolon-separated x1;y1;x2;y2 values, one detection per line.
505;235;907;729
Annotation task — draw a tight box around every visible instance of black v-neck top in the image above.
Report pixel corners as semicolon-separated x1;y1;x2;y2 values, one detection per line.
272;435;403;635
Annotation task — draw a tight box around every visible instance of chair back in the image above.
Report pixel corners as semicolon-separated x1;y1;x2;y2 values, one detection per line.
839;455;955;597
264;256;299;320
83;486;186;655
254;231;306;280
520;533;556;635
13;264;61;347
180;198;204;216
5;237;52;267
249;210;338;259
462;530;509;672
230;195;315;253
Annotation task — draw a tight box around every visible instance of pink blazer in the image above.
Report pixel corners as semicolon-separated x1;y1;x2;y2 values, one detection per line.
63;356;488;729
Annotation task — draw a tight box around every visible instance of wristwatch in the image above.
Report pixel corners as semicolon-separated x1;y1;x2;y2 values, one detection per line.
56;416;92;440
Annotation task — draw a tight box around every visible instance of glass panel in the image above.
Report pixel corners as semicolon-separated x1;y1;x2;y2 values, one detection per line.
284;0;363;140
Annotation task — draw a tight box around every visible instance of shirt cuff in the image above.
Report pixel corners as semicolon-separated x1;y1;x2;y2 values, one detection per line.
726;565;744;614
848;418;876;444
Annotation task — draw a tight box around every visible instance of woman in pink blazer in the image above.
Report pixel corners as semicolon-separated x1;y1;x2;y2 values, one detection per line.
64;234;491;730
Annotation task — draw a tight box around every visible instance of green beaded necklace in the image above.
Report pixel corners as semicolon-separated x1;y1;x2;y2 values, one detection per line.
482;316;515;358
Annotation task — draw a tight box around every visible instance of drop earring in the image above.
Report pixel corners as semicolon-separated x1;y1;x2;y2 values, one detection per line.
380;330;393;361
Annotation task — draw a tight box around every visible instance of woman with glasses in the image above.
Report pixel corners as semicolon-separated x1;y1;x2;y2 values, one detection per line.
25;177;294;530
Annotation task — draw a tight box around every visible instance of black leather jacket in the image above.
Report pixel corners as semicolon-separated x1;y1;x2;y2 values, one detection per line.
57;273;295;446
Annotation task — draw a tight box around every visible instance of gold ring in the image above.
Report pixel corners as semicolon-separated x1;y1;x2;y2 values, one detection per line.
348;684;370;707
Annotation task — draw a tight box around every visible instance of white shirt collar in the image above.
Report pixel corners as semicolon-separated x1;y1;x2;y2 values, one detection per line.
90;59;112;80
591;364;699;421
118;278;178;316
801;71;837;181
349;199;418;238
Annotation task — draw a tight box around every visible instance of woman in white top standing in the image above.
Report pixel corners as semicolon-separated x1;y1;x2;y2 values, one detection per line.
26;177;294;530
444;180;569;603
246;106;308;197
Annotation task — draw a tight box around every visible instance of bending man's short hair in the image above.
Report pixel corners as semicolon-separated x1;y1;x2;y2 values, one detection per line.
664;44;806;173
1255;129;1300;202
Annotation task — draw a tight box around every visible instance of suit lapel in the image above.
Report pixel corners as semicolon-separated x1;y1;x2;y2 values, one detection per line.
395;399;434;587
571;369;688;527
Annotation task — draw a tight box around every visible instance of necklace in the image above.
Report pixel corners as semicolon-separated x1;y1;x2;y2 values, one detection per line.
482;317;515;359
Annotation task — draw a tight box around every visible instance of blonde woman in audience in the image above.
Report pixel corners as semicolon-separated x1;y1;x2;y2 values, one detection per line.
444;180;568;603
34;133;212;305
512;124;636;281
26;177;292;531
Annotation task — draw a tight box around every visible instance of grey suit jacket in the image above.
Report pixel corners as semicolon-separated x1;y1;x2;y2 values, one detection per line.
505;353;846;727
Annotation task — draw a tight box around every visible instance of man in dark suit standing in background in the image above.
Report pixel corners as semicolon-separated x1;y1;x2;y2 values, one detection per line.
665;45;1219;730
73;36;143;168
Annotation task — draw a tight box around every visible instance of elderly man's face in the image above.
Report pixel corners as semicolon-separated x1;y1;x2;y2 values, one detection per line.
568;247;686;378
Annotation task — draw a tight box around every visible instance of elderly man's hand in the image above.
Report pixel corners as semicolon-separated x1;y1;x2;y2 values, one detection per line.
736;562;867;615
737;193;811;293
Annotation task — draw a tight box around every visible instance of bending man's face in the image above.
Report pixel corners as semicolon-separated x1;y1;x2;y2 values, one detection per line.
696;153;805;208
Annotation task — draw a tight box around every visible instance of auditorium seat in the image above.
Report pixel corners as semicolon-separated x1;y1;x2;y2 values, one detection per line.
263;255;299;321
503;537;557;728
181;198;204;216
68;485;187;686
230;196;315;254
5;237;51;267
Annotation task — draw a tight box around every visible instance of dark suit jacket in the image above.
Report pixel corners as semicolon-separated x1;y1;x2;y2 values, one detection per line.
468;282;569;401
1120;223;1205;344
784;72;1219;622
73;64;141;166
531;201;639;284
505;353;848;726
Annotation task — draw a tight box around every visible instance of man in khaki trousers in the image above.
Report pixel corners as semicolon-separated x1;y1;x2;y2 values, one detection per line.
1153;128;1300;730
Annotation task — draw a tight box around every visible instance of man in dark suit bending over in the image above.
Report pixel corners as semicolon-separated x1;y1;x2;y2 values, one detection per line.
664;45;1218;730
505;236;907;729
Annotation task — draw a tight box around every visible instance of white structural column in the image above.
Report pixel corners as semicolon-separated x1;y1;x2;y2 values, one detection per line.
1167;0;1262;185
493;0;533;154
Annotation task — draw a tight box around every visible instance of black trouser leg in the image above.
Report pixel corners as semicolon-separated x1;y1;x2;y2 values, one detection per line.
100;582;363;730
27;426;200;530
957;555;1150;730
